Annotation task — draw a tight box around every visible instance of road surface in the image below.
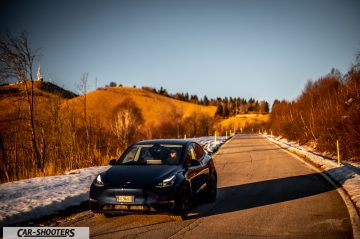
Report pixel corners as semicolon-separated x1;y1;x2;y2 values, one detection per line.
58;134;353;238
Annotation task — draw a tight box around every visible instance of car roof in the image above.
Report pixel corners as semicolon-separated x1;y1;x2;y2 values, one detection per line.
135;139;194;146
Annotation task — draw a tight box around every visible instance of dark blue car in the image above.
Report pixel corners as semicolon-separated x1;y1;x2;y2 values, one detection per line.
89;139;217;220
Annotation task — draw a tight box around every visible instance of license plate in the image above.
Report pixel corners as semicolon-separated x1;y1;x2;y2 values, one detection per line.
116;195;134;203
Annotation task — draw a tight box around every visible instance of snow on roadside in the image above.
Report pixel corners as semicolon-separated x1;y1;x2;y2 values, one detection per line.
264;134;360;214
0;136;230;227
191;136;228;154
0;166;109;227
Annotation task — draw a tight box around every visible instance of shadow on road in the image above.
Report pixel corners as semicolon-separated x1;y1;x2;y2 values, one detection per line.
190;167;355;219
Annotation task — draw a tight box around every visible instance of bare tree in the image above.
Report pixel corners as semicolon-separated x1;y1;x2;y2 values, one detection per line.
0;32;43;170
77;73;90;157
112;98;144;154
77;73;89;128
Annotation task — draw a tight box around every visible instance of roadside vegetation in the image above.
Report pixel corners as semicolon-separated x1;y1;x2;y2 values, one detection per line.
0;32;268;183
270;54;360;162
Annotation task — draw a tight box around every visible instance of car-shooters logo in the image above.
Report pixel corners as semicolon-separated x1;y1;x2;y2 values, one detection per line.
3;227;89;239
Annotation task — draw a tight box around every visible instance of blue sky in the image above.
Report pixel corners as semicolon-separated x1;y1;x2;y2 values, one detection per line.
1;0;359;105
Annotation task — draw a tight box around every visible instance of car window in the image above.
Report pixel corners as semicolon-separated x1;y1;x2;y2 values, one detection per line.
122;146;138;163
193;143;205;160
119;144;183;165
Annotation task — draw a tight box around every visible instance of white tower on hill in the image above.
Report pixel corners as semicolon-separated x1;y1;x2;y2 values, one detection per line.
37;64;44;82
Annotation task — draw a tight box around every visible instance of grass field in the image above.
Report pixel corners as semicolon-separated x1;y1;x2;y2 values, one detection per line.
218;113;269;132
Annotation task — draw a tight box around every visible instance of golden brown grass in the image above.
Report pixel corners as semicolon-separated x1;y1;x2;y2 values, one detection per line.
0;82;66;120
65;87;217;128
219;113;269;132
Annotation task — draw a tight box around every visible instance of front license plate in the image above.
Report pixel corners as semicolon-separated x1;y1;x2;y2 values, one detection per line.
116;195;134;203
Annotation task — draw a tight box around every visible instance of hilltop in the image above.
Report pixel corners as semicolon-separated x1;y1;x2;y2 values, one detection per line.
0;81;77;99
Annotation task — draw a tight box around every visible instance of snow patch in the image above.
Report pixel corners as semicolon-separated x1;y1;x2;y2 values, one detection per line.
0;166;109;226
191;136;228;154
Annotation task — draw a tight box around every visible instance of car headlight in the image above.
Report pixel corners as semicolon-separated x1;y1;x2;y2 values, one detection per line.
156;175;176;188
94;174;104;187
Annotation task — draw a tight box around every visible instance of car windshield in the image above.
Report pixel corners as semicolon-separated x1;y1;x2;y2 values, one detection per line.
118;144;184;165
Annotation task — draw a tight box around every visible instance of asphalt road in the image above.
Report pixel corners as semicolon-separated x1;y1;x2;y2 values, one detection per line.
59;134;353;238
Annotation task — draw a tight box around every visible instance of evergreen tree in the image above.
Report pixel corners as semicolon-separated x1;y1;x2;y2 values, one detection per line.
190;94;199;104
184;92;189;102
203;95;209;105
109;81;117;87
215;104;223;117
264;101;270;113
222;105;229;117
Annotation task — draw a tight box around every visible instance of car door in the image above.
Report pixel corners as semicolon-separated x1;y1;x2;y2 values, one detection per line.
193;143;210;194
185;144;203;196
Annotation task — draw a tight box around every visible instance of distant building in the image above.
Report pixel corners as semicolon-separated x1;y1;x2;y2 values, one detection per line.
37;64;44;82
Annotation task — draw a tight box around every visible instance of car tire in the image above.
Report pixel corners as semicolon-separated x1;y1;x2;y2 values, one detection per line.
204;172;217;202
104;213;115;218
172;191;191;220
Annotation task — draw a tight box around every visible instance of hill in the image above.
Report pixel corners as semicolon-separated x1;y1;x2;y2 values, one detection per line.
37;81;78;99
0;81;77;123
0;81;78;132
0;81;77;99
219;113;269;132
65;86;217;128
0;81;267;135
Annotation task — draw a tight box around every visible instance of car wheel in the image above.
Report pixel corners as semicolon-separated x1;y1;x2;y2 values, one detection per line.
172;191;191;220
104;213;115;218
204;172;217;202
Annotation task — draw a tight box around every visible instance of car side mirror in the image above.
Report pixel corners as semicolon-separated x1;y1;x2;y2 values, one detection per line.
109;159;116;165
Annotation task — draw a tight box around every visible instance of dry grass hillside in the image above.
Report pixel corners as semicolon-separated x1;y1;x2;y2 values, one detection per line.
0;81;77;99
219;113;269;132
0;82;266;136
65;87;217;128
0;81;74;121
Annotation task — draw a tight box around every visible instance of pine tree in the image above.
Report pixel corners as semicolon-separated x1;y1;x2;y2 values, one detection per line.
215;104;223;117
222;105;229;117
203;95;209;106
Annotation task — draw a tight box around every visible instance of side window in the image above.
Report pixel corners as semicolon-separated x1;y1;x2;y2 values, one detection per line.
140;147;153;161
186;144;196;162
194;143;205;160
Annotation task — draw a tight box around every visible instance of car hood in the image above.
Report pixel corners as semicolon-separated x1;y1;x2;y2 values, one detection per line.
103;165;180;188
